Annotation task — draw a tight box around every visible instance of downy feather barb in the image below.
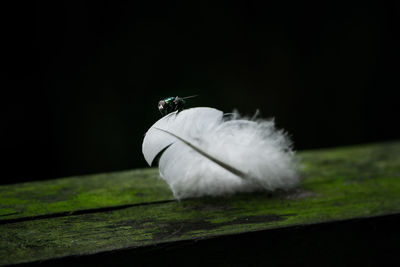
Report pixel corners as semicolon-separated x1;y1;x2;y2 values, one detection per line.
142;107;299;199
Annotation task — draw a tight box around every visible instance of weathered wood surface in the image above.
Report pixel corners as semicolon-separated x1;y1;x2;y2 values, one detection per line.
0;141;399;265
0;169;173;222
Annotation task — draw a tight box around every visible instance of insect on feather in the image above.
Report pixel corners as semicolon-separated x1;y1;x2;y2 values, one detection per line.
143;98;299;199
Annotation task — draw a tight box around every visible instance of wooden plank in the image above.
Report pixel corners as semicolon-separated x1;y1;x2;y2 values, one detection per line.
1;141;398;222
0;169;173;221
0;141;399;265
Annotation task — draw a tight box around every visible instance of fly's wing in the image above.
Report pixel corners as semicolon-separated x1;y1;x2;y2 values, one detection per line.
181;95;198;100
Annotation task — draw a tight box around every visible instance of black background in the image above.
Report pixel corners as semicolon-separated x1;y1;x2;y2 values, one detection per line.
2;1;399;185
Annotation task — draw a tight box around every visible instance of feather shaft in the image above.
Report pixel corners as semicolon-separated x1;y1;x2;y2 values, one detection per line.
153;127;249;180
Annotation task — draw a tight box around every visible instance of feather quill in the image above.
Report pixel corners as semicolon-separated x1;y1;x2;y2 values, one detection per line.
142;107;299;199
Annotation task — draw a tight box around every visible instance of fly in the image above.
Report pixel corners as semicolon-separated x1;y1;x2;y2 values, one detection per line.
158;95;197;116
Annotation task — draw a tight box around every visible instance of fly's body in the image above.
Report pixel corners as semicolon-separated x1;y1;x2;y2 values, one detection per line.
158;95;197;116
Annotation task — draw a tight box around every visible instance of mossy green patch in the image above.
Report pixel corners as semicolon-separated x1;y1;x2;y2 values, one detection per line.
0;207;17;216
0;169;173;221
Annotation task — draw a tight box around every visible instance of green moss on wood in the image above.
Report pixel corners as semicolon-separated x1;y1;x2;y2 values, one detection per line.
0;169;173;221
0;141;400;265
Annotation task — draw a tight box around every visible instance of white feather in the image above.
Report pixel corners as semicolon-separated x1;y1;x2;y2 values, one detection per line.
142;107;299;199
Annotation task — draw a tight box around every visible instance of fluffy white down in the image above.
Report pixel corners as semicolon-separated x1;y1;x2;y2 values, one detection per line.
142;107;299;199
